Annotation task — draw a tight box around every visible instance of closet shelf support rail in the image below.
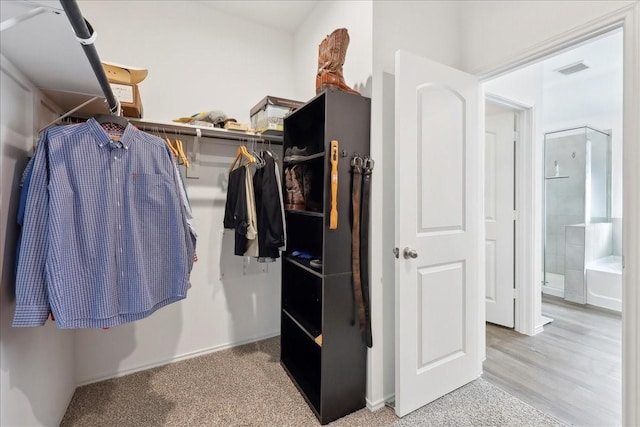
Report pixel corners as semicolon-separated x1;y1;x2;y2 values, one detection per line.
128;119;284;144
59;0;120;115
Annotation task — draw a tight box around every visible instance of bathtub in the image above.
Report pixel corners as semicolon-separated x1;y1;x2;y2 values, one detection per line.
586;255;622;312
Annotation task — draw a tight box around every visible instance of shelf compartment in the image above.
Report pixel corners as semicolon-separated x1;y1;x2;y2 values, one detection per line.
281;314;321;414
283;94;326;155
285;214;324;261
283;309;321;345
283;156;325;214
282;260;322;333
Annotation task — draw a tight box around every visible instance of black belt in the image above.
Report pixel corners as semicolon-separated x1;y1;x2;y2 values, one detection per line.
361;157;374;348
351;154;374;348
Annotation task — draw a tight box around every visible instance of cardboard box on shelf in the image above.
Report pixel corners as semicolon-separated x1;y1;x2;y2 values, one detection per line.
102;62;147;118
224;121;249;132
250;96;303;134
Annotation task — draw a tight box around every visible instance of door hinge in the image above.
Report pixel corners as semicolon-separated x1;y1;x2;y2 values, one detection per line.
513;288;518;299
393;247;399;259
513;210;519;221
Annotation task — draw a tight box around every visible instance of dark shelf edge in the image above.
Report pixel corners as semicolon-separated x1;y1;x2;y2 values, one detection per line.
284;256;323;278
283;151;325;165
285;209;324;218
283;308;321;345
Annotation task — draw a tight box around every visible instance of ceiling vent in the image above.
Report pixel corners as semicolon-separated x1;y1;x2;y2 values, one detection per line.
554;61;590;75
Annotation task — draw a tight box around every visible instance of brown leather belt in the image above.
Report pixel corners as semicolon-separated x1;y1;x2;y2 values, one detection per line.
351;154;374;348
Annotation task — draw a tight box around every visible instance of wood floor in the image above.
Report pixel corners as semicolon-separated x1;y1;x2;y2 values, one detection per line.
483;295;621;427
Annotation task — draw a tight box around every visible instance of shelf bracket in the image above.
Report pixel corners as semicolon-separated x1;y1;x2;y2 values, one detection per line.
38;96;101;133
186;128;201;179
0;6;52;32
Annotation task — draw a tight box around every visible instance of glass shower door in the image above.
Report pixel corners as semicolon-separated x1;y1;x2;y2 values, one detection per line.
543;126;611;298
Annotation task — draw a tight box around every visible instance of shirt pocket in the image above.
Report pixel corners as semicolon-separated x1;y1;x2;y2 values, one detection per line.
129;173;171;208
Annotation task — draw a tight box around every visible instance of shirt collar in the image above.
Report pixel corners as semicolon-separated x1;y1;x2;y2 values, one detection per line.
87;117;136;149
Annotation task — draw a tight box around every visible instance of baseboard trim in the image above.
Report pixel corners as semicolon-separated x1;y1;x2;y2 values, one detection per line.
541;286;564;299
77;331;280;386
367;393;395;411
366;398;386;411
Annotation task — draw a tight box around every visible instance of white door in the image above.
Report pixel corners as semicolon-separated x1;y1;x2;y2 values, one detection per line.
395;50;483;417
484;105;516;327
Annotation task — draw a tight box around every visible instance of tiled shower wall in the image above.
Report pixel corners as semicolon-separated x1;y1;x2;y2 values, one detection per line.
545;134;586;275
564;223;613;303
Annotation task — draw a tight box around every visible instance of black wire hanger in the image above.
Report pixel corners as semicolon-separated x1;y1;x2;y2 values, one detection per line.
93;114;129;130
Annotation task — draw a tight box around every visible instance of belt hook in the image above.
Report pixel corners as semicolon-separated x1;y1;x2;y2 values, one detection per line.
363;156;375;171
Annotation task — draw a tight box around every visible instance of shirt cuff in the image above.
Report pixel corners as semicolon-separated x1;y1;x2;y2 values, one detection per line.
12;305;50;327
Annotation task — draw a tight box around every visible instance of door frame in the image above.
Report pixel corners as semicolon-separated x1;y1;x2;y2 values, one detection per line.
484;94;535;336
474;4;639;425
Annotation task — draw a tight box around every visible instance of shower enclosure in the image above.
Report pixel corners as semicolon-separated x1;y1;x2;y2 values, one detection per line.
543;126;611;303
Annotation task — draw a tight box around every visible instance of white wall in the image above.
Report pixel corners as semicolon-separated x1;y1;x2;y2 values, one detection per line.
74;138;283;384
370;0;462;407
0;56;76;427
293;1;373;101
74;1;288;384
79;0;297;125
459;0;635;74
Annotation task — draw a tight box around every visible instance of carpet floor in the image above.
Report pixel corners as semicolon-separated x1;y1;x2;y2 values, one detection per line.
61;337;564;427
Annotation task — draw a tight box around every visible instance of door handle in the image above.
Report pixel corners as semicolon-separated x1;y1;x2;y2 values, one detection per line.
403;247;418;259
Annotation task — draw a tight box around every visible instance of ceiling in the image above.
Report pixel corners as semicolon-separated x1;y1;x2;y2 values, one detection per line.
195;1;318;33
543;28;623;87
0;1;104;102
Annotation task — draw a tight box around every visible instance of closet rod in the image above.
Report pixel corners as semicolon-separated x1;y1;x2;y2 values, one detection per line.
59;0;120;115
128;119;283;144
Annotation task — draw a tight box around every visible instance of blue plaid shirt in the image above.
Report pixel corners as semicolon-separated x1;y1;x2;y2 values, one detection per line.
13;119;196;329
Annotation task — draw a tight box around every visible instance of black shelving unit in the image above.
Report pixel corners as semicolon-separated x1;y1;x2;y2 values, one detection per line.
280;89;371;424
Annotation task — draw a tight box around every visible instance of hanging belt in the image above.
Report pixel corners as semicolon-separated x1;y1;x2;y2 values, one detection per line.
360;157;374;348
351;155;367;337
